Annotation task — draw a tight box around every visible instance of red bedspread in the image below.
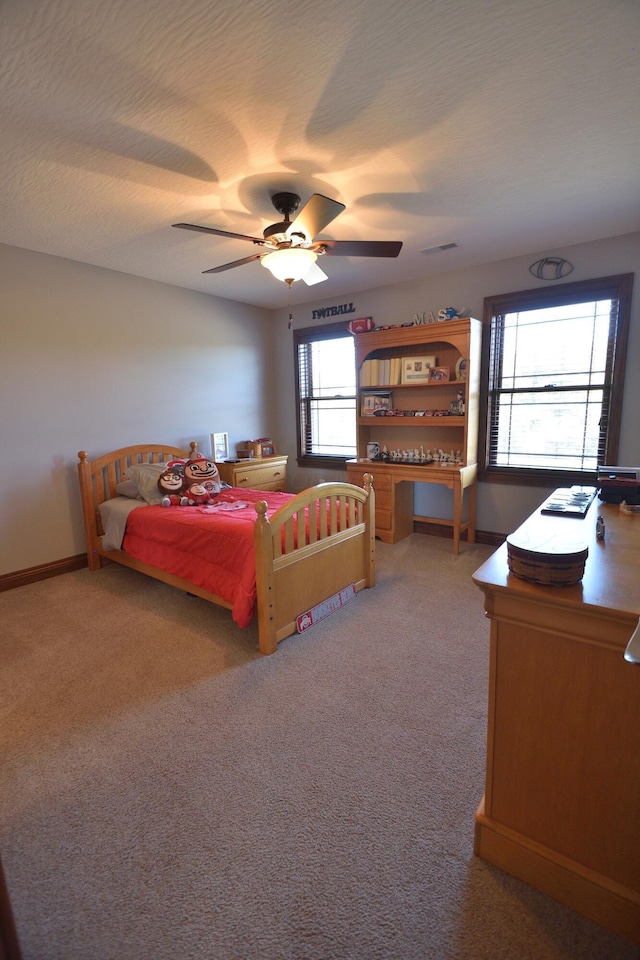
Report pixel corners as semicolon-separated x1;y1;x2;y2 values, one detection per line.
122;487;293;628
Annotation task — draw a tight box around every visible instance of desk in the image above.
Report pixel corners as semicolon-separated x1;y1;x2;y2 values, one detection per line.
472;501;640;944
346;460;476;554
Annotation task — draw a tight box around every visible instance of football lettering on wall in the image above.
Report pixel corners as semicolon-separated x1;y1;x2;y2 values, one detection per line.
311;302;356;320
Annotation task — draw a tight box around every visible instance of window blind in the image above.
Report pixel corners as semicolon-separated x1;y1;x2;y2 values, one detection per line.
295;326;356;460
481;274;632;483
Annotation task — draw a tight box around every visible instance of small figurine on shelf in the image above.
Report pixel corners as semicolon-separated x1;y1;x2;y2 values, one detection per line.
449;391;466;416
438;307;461;322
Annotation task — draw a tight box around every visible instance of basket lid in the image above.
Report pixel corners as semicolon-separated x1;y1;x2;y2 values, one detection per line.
507;523;589;561
506;521;589;585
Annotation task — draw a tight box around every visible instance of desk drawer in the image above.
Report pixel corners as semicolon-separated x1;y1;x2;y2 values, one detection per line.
374;508;392;531
348;468;391;492
375;489;392;511
347;465;392;531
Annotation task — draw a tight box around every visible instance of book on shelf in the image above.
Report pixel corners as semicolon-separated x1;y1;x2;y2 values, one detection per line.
360;356;414;386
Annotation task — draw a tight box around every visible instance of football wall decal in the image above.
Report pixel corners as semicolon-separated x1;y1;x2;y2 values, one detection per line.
529;257;574;280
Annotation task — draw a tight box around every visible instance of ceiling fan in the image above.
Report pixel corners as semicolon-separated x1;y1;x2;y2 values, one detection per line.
173;192;402;286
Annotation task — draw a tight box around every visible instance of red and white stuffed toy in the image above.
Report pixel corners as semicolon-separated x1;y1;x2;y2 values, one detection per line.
183;453;221;505
157;461;188;507
182;482;212;505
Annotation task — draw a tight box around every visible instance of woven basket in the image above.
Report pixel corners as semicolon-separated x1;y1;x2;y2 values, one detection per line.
506;538;588;586
507;520;589;587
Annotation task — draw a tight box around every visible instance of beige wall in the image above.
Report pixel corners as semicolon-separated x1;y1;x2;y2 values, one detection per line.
0;243;273;575
272;231;640;537
2;232;638;576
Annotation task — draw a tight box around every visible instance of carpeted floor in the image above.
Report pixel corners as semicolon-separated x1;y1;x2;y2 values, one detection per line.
1;535;637;960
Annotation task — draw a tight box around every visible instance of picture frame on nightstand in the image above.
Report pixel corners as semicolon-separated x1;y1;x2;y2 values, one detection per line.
211;431;229;461
245;439;276;458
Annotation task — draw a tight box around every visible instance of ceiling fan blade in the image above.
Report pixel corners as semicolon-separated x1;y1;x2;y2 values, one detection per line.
202;254;265;274
302;262;328;286
173;222;265;244
313;239;402;258
287;194;346;242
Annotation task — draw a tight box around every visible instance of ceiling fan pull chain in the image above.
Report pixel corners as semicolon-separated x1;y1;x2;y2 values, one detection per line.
287;281;294;329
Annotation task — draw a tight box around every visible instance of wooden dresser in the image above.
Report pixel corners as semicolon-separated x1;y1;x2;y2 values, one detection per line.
216;455;287;492
472;499;640;944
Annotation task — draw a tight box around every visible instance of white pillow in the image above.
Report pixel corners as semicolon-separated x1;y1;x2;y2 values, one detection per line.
124;462;170;505
116;479;142;499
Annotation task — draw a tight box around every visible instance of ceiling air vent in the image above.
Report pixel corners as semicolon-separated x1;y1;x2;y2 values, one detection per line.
421;242;458;255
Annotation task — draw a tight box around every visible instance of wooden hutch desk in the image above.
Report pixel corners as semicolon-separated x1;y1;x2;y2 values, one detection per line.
472;499;640;944
347;317;481;555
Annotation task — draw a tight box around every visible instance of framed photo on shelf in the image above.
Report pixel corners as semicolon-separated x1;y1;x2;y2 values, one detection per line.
211;431;229;462
428;366;450;383
455;357;467;381
401;356;437;384
361;391;392;416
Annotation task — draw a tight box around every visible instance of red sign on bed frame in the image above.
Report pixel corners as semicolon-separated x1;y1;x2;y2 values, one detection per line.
296;583;357;633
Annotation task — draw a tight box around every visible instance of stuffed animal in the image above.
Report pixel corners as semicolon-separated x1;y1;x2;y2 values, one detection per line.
157;461;188;507
183;454;221;503
182;481;213;506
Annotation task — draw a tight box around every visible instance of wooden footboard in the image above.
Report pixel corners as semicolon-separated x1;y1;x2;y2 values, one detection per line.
77;444;375;655
253;478;375;654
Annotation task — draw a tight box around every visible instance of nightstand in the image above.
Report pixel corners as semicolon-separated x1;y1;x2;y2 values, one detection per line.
216;455;288;492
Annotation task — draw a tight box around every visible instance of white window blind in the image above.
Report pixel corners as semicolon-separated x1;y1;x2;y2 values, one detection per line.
295;325;357;462
482;275;632;483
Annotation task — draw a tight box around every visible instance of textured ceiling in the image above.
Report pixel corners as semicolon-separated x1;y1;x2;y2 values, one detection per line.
2;0;639;308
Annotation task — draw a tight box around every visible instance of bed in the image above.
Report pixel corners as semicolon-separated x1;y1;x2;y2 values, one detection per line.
77;442;375;655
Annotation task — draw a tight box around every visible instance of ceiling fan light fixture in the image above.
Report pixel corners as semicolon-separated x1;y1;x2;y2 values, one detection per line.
261;247;317;283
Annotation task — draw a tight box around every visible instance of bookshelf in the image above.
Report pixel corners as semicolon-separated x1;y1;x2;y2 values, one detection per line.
346;317;481;554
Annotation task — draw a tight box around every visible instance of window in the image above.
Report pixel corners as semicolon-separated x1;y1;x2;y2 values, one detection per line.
294;321;357;467
480;274;633;485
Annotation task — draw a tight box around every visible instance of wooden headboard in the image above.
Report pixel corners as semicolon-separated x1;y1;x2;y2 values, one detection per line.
77;441;198;566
